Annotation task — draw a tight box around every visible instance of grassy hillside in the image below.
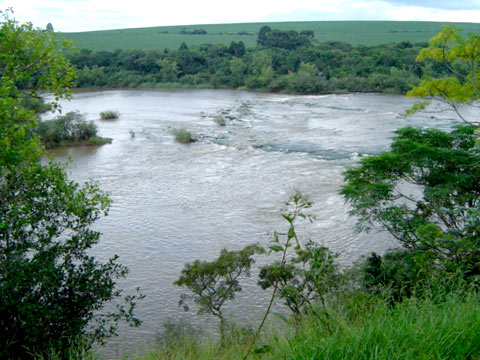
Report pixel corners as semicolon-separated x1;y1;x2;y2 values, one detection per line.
60;21;480;51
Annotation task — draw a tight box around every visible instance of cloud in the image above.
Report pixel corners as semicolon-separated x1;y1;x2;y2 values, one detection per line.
2;0;480;32
381;0;480;10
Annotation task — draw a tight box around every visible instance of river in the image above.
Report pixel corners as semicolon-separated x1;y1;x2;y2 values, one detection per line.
43;89;456;358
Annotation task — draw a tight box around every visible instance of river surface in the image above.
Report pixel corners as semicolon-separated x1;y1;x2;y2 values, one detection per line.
43;89;457;358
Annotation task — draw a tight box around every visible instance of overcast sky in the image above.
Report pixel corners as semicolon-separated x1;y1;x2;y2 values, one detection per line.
1;0;480;32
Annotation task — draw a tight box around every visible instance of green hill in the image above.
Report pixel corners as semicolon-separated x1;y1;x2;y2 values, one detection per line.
59;21;480;51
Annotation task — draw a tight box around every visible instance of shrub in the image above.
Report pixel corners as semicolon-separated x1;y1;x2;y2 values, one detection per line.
213;115;226;126
36;111;98;147
172;128;195;143
99;110;119;120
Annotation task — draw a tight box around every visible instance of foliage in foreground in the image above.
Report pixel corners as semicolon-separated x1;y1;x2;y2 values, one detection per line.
341;26;480;297
136;287;480;360
0;10;139;359
342;125;480;272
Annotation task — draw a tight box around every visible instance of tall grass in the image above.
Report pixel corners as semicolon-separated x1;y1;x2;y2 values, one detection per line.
135;289;480;360
278;292;480;360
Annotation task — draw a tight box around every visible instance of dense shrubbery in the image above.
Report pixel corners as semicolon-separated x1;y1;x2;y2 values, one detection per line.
172;128;195;143
69;27;429;94
36;111;108;148
99;110;119;120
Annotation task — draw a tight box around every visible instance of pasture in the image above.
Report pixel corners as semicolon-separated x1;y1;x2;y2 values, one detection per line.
60;20;480;50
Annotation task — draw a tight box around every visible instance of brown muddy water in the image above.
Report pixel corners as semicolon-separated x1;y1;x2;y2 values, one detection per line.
43;89;457;358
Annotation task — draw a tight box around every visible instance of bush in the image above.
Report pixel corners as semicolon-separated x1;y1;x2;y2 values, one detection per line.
172;128;195;143
36;111;98;147
99;110;119;120
213;115;226;126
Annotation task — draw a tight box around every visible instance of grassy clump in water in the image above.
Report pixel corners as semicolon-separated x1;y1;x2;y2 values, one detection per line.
213;115;226;126
99;110;119;120
172;128;195;144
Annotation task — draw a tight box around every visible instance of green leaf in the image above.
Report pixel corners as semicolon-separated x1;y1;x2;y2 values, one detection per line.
282;214;293;224
269;245;284;252
288;226;296;240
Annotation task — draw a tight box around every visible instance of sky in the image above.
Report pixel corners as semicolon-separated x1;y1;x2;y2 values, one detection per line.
1;0;480;32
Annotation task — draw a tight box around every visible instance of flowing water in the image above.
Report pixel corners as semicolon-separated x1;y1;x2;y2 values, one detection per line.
43;89;457;358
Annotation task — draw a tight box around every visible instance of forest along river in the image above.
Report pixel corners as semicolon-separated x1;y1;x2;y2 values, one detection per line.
43;89;456;358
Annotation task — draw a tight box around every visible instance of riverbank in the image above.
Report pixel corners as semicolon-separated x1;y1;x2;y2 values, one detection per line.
71;83;389;96
131;288;480;360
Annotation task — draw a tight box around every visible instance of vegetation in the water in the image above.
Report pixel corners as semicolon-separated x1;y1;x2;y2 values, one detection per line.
213;114;226;126
36;111;112;148
172;128;195;143
99;110;119;120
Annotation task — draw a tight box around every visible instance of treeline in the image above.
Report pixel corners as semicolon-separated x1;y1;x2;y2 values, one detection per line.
68;27;446;94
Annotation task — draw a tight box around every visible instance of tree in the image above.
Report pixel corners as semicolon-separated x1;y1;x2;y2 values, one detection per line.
157;58;179;82
229;41;246;57
174;244;264;341
406;25;480;126
258;241;339;321
341;27;480;280
0;10;140;358
46;22;53;31
257;25;271;46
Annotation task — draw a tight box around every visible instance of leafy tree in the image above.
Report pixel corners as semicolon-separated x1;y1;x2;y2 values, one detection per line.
229;57;247;88
257;25;271;46
174;244;264;340
406;25;480;126
157;58;179;82
229;40;246;57
342;125;480;273
0;10;140;358
259;241;339;321
342;27;480;285
300;30;314;40
261;30;312;50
